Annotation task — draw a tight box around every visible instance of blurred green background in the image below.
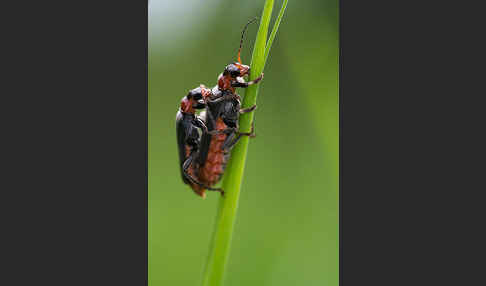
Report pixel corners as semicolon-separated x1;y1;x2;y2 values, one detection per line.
149;0;338;285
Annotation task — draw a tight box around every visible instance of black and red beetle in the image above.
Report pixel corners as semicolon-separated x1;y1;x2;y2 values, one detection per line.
215;17;264;96
176;85;224;197
177;18;264;198
194;18;264;196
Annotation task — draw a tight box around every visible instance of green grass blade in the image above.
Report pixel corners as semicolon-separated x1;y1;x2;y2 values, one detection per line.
264;0;288;67
201;1;286;285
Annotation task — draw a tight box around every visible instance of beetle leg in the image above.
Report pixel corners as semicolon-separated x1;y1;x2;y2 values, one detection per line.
221;123;256;150
231;73;264;88
237;121;256;138
207;130;222;135
195;117;223;136
221;133;247;150
221;132;239;151
204;106;218;129
249;72;264;85
193;117;209;134
208;92;234;103
239;104;257;114
184;170;224;193
182;151;224;194
204;126;234;137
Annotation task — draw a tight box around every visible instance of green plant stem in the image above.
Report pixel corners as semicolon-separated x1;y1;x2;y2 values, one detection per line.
201;1;287;285
264;0;288;67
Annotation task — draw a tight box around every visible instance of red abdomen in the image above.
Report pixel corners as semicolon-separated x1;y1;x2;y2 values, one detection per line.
198;117;229;186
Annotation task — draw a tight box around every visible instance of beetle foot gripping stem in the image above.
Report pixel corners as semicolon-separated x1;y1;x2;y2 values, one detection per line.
205;185;225;196
182;166;225;198
239;104;257;114
214;189;225;197
193;185;224;199
237;122;256;138
243;72;264;87
197;183;225;197
250;72;264;85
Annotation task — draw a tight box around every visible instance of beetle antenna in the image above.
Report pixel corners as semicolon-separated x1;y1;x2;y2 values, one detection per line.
237;17;259;64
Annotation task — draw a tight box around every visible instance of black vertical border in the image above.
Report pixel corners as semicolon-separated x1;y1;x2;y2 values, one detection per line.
2;1;148;285
339;0;482;285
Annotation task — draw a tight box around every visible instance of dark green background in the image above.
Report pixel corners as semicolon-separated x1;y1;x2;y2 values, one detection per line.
149;0;338;285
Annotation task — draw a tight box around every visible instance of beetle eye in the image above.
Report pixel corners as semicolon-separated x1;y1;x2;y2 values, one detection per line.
230;69;240;77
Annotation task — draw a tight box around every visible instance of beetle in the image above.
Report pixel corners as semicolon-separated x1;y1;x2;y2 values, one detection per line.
216;17;264;96
176;85;224;197
192;18;265;195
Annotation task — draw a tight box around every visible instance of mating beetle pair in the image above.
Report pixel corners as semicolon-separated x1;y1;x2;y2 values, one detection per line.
176;18;264;198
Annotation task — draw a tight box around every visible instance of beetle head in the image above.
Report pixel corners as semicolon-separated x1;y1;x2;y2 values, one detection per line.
224;62;250;79
186;90;204;110
186;85;211;109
